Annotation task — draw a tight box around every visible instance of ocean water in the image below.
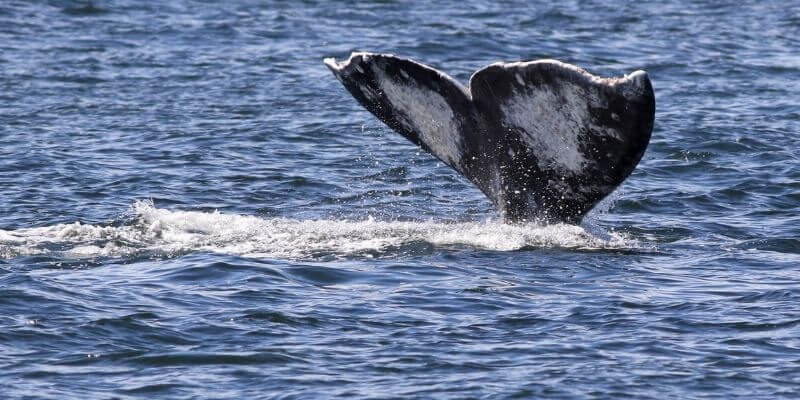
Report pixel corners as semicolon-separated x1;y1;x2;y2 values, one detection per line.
1;0;799;398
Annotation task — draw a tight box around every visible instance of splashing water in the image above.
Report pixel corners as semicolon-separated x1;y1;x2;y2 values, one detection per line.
0;201;640;261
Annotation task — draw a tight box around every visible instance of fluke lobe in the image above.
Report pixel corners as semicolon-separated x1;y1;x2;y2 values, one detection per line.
324;52;655;224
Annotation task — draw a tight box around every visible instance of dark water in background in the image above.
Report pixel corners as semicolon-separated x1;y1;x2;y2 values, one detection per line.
1;0;800;398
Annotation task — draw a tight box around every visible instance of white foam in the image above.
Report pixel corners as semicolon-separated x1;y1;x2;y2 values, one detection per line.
0;201;639;261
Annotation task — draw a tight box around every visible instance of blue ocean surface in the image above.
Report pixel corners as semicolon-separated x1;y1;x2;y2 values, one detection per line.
1;0;799;398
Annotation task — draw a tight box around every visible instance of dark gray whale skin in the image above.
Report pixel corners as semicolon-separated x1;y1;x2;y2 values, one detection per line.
325;52;655;224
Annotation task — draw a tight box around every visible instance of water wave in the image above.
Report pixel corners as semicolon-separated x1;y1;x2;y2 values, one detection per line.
0;201;639;260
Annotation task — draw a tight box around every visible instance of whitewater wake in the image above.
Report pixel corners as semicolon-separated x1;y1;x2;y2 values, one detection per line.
0;201;640;261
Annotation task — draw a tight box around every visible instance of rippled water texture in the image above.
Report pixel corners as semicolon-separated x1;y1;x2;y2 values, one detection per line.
1;1;799;398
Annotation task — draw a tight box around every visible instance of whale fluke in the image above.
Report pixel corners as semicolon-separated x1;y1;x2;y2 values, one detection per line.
324;52;655;224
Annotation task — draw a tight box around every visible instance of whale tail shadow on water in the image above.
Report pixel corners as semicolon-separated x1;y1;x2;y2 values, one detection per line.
324;52;655;224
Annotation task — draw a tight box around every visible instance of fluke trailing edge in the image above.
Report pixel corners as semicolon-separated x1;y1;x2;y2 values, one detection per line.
324;52;655;224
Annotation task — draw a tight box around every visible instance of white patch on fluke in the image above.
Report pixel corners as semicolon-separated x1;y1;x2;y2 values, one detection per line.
502;87;589;173
494;60;634;174
619;70;649;98
370;64;463;166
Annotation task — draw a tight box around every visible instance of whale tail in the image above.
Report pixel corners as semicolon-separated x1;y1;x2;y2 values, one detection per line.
324;52;655;224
